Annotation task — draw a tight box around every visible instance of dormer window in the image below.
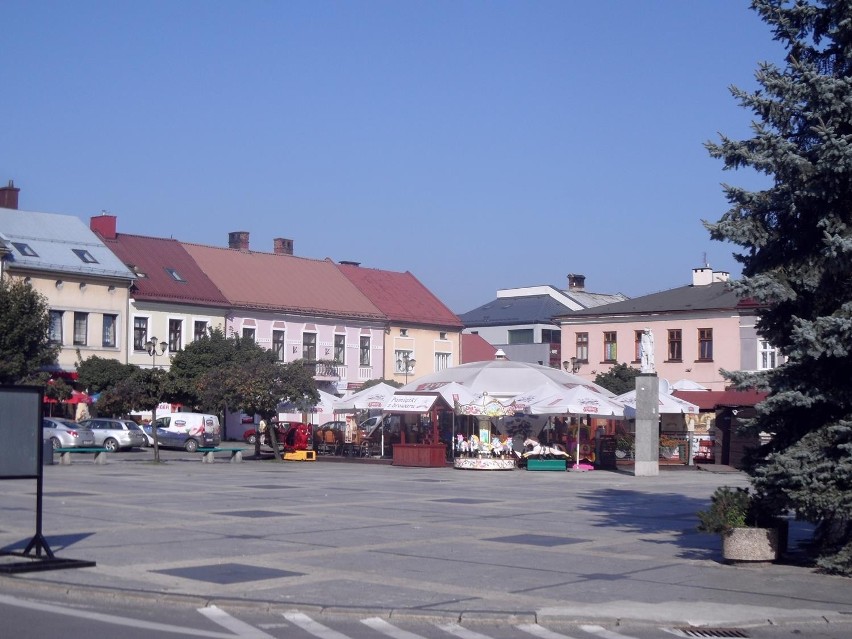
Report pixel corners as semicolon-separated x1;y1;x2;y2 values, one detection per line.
12;242;38;257
165;268;186;282
72;248;98;264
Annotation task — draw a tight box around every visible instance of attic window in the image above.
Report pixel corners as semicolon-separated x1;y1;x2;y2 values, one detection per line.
72;248;99;264
12;242;38;257
400;328;408;337
165;268;186;282
127;264;147;278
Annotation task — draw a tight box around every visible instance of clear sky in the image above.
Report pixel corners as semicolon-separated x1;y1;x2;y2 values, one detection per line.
1;1;783;313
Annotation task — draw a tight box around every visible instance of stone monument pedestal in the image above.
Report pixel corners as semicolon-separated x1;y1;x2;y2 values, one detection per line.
633;373;659;477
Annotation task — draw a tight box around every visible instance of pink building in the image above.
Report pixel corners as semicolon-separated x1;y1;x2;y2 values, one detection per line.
557;267;780;390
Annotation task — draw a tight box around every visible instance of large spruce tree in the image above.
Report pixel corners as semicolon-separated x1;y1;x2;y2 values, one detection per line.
706;0;852;574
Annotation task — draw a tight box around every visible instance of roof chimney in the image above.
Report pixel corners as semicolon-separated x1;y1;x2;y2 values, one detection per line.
90;212;117;239
0;180;20;210
273;237;293;255
228;231;249;250
567;273;586;291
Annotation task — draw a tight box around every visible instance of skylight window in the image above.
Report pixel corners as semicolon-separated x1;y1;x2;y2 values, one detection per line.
165;268;186;282
72;248;99;264
12;242;38;257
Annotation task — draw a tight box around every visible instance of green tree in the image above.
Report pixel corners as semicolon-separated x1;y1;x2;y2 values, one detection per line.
705;0;852;574
594;363;640;396
76;354;137;393
0;278;59;384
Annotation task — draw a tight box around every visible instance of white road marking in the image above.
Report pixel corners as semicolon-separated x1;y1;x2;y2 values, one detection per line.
580;625;638;639
361;616;430;639
436;622;495;639
198;605;277;639
0;593;235;638
516;623;582;639
282;611;352;639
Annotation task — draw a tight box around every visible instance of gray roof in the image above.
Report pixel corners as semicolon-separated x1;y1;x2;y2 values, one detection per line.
560;281;743;318
0;208;136;280
459;295;569;327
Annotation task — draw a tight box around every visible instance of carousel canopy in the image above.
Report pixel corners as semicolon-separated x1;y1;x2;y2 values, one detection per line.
396;359;615;400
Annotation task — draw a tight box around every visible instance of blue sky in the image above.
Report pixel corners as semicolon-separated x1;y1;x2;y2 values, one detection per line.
1;1;782;313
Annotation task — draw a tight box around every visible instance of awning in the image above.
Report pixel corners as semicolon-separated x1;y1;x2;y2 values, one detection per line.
383;394;441;413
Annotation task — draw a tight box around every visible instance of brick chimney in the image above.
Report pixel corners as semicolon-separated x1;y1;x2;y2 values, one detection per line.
90;213;117;239
0;180;20;209
228;231;249;250
273;237;293;255
567;273;586;291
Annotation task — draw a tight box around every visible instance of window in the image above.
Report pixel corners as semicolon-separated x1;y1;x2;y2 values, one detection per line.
12;242;38;257
164;268;186;282
395;349;414;373
575;332;589;362
399;328;408;337
102;314;117;347
71;248;98;264
435;352;451;371
542;329;560;345
359;336;371;366
169;319;183;352
267;330;284;361
73;312;88;346
634;330;643;361
334;334;345;364
759;339;778;370
49;310;63;344
194;321;208;341
242;327;255;342
439;332;447;340
667;329;682;361
133;317;148;351
698;328;713;361
603;332;617;362
302;332;317;360
508;329;534;344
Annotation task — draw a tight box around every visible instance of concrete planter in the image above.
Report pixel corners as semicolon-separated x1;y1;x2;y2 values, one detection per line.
722;527;779;563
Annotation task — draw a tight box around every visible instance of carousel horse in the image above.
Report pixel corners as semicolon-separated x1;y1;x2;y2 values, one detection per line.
522;437;572;459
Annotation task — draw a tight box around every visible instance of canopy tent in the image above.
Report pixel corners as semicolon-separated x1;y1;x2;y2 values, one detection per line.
279;389;338;423
670;379;710;392
397;359;615;400
614;389;699;417
511;381;625;418
333;382;398;413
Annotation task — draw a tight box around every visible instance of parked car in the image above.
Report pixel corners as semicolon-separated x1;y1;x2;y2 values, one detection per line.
42;416;96;450
142;424;216;453
77;418;147;451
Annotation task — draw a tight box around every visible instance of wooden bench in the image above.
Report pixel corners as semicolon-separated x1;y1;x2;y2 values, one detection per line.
54;447;110;465
196;447;246;463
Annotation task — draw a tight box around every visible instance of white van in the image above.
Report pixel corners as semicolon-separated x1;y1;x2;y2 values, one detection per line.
155;413;222;448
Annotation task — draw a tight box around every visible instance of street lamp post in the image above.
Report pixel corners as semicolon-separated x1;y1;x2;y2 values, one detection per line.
145;336;168;369
563;357;581;374
398;352;416;384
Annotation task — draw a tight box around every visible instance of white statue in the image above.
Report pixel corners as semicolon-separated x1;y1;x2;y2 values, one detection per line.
640;327;655;373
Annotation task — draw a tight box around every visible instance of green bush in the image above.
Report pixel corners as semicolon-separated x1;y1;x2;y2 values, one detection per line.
696;486;751;534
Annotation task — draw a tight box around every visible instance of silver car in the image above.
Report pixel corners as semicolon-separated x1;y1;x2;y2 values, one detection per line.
77;418;146;451
42;416;96;450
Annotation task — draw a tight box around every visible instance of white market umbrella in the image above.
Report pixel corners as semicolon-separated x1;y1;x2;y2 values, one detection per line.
279;389;338;424
614;389;699;417
670;379;710;392
513;381;625;418
333;382;398;413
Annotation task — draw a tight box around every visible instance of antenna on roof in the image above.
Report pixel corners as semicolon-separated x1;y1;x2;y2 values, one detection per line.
703;252;709;267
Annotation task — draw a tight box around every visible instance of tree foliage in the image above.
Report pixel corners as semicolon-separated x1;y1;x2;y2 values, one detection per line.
594;363;640;396
76;355;138;393
705;0;852;574
0;278;59;384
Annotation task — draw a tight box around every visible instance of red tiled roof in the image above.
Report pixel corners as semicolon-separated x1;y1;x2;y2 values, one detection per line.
460;333;498;363
182;243;385;320
672;389;768;410
100;234;229;306
337;263;462;328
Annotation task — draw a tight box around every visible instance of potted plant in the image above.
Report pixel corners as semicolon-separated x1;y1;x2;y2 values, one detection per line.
696;486;782;563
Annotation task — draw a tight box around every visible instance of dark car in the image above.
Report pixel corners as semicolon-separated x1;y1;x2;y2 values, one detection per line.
142;425;216;453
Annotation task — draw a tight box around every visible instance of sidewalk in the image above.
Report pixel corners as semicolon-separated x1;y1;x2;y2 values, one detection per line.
1;453;851;628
